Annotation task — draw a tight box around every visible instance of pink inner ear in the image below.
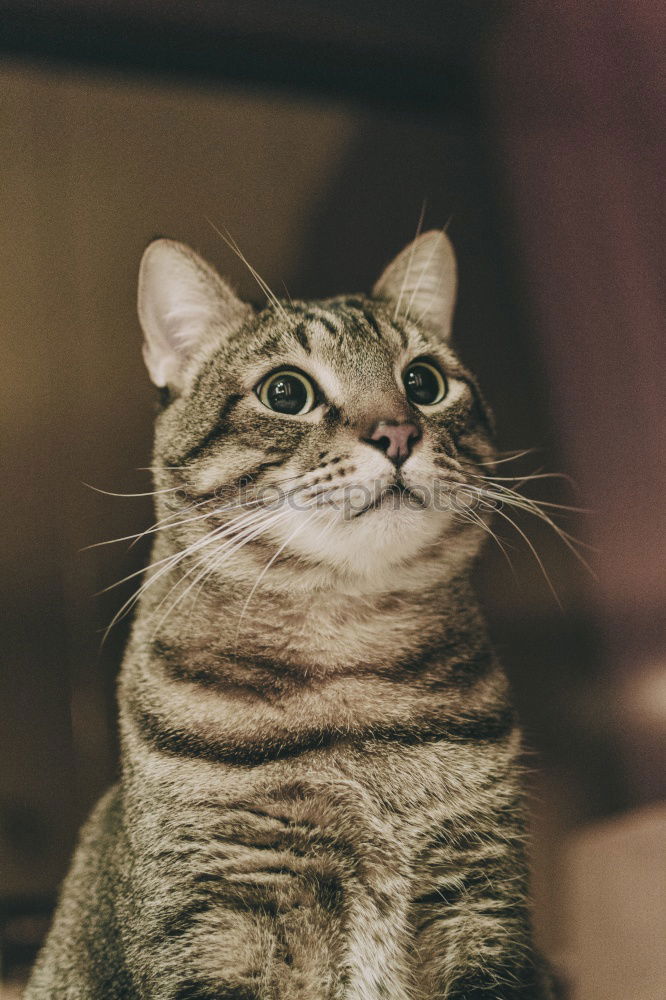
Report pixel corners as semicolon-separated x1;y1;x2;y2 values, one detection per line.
164;305;214;354
138;239;252;391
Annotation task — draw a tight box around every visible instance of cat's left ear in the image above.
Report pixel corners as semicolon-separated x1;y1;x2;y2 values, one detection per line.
372;230;457;341
138;239;252;393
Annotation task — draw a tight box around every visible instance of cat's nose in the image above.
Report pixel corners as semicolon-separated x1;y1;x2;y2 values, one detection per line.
363;420;421;466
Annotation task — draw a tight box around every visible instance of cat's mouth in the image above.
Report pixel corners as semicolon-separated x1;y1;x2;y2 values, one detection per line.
351;481;427;519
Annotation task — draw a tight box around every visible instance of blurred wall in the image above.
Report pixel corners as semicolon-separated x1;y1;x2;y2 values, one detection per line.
486;0;666;806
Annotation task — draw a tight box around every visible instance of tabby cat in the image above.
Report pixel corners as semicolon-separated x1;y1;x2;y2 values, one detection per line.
26;232;554;998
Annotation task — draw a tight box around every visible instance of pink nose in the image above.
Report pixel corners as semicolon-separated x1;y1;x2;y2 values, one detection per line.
364;421;421;466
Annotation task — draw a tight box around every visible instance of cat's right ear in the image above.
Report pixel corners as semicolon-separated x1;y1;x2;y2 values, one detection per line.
138;239;252;393
372;230;457;341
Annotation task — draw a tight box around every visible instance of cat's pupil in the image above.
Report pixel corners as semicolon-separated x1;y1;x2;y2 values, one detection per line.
404;364;444;405
267;374;307;414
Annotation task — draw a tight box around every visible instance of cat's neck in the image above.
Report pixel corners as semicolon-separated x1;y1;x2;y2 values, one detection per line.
130;542;485;679
119;545;495;754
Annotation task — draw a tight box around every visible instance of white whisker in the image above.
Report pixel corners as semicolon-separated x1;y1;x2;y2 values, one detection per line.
101;501;292;640
83;482;181;498
451;495;517;579
148;505;296;637
87;474;311;552
231;507;320;654
206;218;289;321
471;449;538;467
466;481;596;572
491;503;563;608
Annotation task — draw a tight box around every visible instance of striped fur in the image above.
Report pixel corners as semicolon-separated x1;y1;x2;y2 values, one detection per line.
26;234;554;999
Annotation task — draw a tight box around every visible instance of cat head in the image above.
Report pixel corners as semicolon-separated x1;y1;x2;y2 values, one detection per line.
138;233;494;590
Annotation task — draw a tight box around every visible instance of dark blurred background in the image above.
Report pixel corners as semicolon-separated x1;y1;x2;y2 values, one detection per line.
1;2;664;997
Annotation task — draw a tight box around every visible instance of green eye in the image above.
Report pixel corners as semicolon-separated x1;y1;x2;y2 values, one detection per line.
257;369;317;415
403;360;447;407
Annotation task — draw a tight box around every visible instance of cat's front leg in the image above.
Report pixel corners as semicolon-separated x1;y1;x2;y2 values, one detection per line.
413;906;547;1000
124;839;348;1000
409;805;553;999
142;902;344;1000
445;959;556;999
122;786;412;1000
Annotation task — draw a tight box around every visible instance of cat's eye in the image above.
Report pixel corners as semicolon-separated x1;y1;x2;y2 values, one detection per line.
257;369;317;415
403;360;447;407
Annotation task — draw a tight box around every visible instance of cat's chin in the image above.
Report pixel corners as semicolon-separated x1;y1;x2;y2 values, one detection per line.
347;484;427;520
266;501;465;584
